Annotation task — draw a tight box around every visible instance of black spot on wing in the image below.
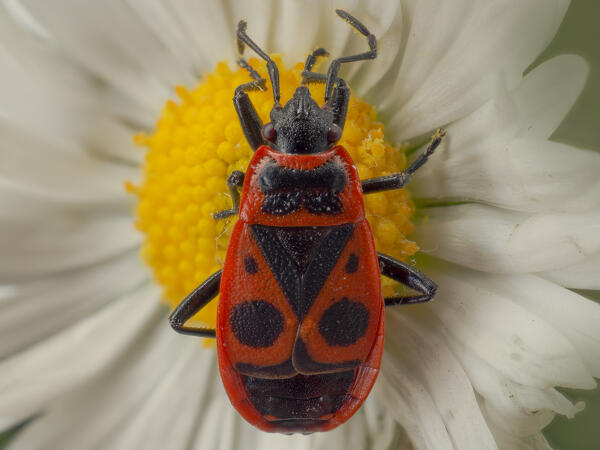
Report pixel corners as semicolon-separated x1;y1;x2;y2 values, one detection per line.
318;298;370;346
230;300;284;348
244;256;258;274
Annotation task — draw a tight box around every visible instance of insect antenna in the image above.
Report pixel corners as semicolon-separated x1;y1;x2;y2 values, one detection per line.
323;9;377;104
237;20;281;105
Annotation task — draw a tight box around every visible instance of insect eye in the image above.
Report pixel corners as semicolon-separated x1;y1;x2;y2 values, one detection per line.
262;123;277;142
328;124;342;144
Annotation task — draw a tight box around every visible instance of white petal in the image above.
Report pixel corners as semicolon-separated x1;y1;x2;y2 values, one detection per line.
510;55;589;141
0;189;140;279
168;0;235;67
359;397;404;450
426;260;596;390
410;57;596;213
448;335;583;429
0;10;144;165
467;273;600;377
383;0;570;141
274;0;324;67
378;0;473;113
188;382;233;450
540;252;600;289
124;0;209;75
0;121;135;206
414;204;600;274
0;251;147;357
484;398;555;438
383;309;498;449
412;309;584;442
413;138;600;213
6;306;200;450
482;418;548;450
20;0;189;112
3;0;48;38
0;285;161;429
102;343;216;450
523;433;554;450
378;355;454;450
481;399;554;448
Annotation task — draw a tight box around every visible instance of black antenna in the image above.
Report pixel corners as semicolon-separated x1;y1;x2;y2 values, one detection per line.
237;20;281;105
324;10;377;104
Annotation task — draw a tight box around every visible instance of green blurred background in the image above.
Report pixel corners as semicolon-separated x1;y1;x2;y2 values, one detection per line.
0;1;598;449
538;0;599;449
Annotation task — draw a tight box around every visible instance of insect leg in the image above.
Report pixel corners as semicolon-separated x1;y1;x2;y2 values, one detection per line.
323;10;377;104
213;171;245;220
237;20;280;104
234;63;266;152
169;270;222;337
301;47;328;86
330;79;350;131
378;254;437;307
238;57;263;82
304;47;329;73
362;129;445;194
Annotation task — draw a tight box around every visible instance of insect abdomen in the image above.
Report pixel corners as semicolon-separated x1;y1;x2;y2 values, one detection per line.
242;370;355;432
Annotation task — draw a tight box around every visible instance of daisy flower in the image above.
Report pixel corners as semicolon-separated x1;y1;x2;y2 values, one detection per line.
1;0;599;449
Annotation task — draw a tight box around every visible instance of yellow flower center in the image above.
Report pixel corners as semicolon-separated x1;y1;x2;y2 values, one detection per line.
129;58;418;329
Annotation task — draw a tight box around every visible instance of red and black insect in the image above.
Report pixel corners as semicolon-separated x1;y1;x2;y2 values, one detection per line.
170;10;443;434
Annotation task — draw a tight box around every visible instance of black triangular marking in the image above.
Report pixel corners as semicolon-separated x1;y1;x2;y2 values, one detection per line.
250;225;301;316
251;224;354;320
275;227;330;274
300;224;354;318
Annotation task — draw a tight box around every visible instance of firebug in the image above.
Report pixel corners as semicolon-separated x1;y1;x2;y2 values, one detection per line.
170;9;443;434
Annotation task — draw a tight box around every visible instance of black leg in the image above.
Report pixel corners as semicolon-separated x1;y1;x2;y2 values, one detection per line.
213;171;245;220
237;20;280;104
378;253;437;307
330;79;350;131
304;47;329;73
323;10;377;104
362;129;445;195
233;75;266;151
169;270;222;337
302;47;329;85
238;57;264;82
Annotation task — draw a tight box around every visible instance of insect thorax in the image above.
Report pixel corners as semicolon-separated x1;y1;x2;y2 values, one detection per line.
239;146;365;227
